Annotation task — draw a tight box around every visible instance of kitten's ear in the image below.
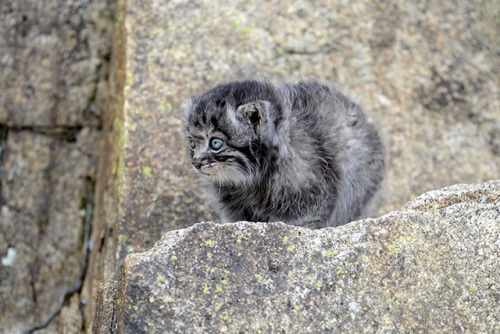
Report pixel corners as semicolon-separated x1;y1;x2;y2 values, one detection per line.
236;101;270;131
182;96;197;119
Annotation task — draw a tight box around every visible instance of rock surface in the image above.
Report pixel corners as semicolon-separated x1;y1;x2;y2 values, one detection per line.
0;0;115;332
111;0;500;261
1;0;499;332
94;180;500;333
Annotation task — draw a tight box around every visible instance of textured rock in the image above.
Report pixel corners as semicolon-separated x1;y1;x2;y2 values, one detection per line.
87;0;500;328
112;0;500;264
0;0;115;332
94;180;500;333
81;0;125;330
0;131;93;332
92;280;118;334
0;0;113;126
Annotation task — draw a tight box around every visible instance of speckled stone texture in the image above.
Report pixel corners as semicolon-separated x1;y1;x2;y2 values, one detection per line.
114;0;500;262
0;0;114;332
94;180;500;333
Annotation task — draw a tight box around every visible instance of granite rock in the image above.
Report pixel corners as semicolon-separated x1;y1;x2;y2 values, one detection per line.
0;131;93;332
0;0;113;126
111;0;500;263
0;0;115;332
94;180;500;333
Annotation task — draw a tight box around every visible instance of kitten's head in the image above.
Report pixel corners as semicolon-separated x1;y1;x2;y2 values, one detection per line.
183;81;283;185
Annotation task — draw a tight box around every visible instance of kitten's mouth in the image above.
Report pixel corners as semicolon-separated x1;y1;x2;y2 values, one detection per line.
193;163;218;176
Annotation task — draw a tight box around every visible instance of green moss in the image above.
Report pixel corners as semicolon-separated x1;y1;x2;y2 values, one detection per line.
255;274;263;280
240;27;252;34
142;166;151;176
157;275;164;281
287;246;294;252
171;255;178;261
222;279;228;285
237;238;242;244
283;236;289;243
315;281;322;287
203;283;210;294
216;286;223;293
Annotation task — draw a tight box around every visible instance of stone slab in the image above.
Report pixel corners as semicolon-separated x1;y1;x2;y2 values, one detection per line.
95;180;500;333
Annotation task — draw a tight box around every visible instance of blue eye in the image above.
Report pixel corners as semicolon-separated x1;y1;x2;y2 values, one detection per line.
188;138;196;150
210;138;224;151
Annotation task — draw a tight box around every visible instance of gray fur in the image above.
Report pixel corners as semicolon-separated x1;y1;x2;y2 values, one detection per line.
184;80;385;228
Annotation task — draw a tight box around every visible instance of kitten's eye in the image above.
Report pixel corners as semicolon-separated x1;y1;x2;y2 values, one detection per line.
210;138;224;151
188;138;196;150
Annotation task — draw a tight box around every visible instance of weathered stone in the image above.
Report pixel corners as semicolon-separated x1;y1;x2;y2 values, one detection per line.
0;0;114;127
110;0;500;268
59;294;83;334
92;280;118;334
81;0;124;329
86;0;500;328
94;180;500;333
0;131;93;332
0;0;115;332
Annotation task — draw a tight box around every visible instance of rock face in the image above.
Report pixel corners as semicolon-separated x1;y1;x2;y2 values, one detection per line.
111;0;500;262
0;0;115;332
1;0;499;332
94;181;500;333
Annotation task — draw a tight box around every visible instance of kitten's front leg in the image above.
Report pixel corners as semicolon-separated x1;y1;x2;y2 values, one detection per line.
283;215;326;229
299;219;326;229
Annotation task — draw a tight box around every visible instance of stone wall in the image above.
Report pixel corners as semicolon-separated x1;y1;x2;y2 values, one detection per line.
0;0;115;332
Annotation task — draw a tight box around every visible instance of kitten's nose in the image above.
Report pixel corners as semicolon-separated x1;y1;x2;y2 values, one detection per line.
192;161;202;169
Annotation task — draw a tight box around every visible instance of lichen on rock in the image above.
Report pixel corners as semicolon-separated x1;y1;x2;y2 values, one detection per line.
94;180;500;333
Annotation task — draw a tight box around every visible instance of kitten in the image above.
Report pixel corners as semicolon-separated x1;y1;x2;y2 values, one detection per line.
183;80;385;228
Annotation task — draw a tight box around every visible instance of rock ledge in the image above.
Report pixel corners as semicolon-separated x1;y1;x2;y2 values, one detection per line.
94;180;499;333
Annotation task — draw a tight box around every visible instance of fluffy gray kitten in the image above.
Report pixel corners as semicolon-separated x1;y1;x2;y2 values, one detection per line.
184;80;385;228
